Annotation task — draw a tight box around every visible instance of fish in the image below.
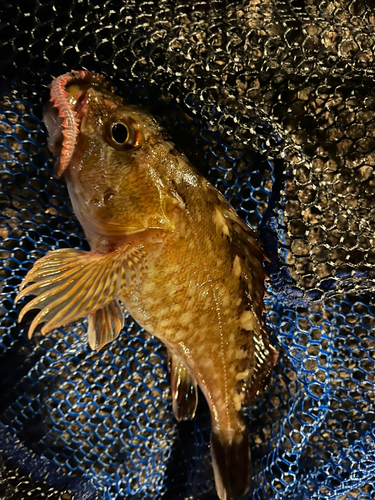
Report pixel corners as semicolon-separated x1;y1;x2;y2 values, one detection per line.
16;70;277;500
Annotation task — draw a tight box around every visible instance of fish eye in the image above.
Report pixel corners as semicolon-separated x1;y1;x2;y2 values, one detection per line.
104;117;141;151
111;123;129;145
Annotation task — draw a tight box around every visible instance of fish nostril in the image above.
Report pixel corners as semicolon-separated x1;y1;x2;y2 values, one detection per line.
90;191;115;208
103;190;115;206
91;196;101;207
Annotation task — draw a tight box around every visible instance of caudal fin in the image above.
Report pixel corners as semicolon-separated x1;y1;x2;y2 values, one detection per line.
210;427;252;500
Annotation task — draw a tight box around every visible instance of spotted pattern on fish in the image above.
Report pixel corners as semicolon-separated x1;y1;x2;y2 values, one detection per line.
16;71;277;500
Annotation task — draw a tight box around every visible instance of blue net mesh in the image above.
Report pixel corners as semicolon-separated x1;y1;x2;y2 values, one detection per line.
1;0;375;499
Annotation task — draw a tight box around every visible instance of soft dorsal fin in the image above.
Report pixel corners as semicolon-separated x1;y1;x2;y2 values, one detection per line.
16;246;146;339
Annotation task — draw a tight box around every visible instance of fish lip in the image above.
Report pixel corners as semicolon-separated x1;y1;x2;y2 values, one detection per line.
47;71;112;178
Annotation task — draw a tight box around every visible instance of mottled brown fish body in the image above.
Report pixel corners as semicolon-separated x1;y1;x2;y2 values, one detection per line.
16;71;277;500
120;154;265;422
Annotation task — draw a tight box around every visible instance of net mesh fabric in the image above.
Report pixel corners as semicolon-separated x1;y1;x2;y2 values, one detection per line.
1;0;375;498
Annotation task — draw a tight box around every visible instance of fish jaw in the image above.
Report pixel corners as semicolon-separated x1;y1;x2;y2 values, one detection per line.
64;168;177;252
44;70;112;177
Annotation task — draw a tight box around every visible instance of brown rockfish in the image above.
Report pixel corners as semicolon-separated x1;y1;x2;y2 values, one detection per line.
16;71;277;499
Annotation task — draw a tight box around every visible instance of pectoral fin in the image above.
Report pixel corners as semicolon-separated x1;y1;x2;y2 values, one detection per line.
16;246;146;339
87;299;125;351
169;351;198;421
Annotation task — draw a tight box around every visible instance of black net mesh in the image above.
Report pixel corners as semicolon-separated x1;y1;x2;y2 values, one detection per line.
1;0;375;498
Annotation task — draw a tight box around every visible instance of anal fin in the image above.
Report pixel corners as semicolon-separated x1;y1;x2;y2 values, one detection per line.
211;427;252;500
169;351;198;421
88;299;125;351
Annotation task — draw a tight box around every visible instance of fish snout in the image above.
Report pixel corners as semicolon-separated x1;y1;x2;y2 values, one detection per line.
89;189;117;210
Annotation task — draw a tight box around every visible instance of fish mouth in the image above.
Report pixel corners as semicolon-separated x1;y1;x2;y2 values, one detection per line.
43;86;87;164
44;71;112;178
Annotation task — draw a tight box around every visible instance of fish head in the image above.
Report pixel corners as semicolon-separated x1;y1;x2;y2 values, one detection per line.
44;71;176;244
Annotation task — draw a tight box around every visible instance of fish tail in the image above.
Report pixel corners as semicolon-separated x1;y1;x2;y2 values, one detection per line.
210;426;252;500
